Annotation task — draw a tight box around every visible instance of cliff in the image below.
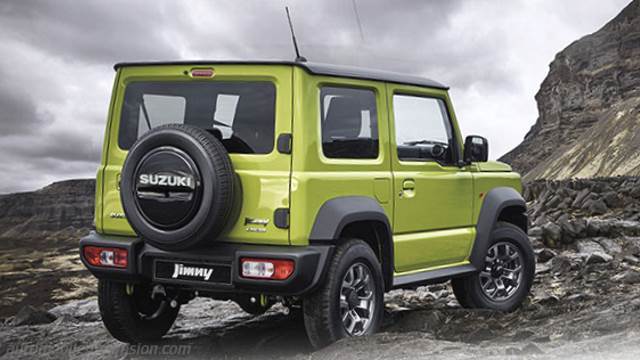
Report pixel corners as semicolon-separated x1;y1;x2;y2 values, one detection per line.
500;0;640;180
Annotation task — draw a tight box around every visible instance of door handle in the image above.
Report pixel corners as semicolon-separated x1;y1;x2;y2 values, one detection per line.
400;179;416;198
402;179;415;190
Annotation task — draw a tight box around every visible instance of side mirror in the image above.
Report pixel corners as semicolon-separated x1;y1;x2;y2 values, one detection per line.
463;135;488;163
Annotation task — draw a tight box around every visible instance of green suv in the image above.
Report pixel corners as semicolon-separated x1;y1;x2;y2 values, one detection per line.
80;61;534;348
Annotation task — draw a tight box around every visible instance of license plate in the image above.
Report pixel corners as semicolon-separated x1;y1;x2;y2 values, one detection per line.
154;260;231;285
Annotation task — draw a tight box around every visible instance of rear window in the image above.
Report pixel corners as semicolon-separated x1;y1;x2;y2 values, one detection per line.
118;81;276;154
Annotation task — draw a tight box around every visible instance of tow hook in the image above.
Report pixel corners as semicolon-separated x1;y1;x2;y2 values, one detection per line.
151;285;195;308
151;284;167;300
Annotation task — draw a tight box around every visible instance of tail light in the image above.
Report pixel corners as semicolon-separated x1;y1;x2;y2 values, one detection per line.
240;258;295;280
190;68;215;77
83;246;128;268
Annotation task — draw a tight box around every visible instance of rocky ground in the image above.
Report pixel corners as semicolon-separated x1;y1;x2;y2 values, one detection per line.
2;177;640;359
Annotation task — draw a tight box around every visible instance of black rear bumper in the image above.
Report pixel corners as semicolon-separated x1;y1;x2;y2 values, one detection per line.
79;232;333;296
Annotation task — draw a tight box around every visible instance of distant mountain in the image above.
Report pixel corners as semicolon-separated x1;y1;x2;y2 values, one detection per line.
500;0;640;180
0;179;94;242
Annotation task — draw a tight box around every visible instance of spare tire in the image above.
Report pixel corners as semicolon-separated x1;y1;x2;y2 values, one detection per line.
120;124;235;250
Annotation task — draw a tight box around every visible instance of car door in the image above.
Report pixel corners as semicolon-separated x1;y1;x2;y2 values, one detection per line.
388;84;474;273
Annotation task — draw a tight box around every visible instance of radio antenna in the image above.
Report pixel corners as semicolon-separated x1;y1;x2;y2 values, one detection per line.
285;6;307;62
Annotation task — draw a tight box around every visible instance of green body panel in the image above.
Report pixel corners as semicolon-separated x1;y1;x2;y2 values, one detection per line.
475;161;513;172
289;68;393;246
385;83;474;272
99;64;293;245
470;169;522;225
95;63;523;280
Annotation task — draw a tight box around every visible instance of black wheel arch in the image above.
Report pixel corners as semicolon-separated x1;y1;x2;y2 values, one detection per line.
471;187;528;270
309;196;394;291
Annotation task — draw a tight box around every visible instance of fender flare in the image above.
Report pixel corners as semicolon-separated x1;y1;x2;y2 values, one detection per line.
309;196;394;289
470;187;527;270
309;196;392;241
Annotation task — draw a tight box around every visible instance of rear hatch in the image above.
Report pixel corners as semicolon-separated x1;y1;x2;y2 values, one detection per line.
96;64;293;245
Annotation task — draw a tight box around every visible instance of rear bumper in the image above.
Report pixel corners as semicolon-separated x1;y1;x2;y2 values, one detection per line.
79;231;333;296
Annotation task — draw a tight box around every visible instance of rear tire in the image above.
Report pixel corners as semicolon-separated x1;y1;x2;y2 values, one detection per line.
452;222;535;312
303;239;384;349
98;280;179;343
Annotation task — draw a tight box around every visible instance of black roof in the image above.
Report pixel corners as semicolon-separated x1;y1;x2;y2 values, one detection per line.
113;60;448;90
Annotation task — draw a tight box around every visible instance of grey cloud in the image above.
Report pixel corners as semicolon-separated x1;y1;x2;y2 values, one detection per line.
0;0;181;65
0;0;631;193
0;84;49;135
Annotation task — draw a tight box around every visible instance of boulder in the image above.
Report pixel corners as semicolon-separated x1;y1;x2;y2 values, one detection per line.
541;222;562;247
536;248;557;263
589;199;609;215
12;305;56;326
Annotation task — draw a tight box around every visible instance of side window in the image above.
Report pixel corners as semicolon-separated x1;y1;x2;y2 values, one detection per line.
320;87;378;159
393;94;456;163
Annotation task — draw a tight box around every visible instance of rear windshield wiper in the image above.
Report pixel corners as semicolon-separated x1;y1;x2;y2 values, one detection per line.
140;99;152;130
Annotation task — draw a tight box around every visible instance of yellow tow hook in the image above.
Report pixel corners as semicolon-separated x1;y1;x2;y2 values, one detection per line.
259;294;268;307
125;284;134;296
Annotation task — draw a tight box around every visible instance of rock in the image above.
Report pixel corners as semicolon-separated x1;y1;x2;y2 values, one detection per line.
49;298;100;322
535;262;552;274
571;188;591;208
614;270;640;284
623;255;640;264
577;240;606;256
12;305;56;326
603;191;624;208
536;248;557;263
541;222;562;247
546;195;562;209
596;238;623;255
585;252;613;264
512;330;536;341
589;199;609;215
529;226;543;237
551;255;574;273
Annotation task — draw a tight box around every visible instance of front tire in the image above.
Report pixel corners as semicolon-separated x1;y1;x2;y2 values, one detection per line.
452;222;535;312
303;239;384;349
98;280;180;343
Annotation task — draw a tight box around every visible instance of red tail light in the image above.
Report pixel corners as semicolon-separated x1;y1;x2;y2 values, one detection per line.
240;258;295;280
83;246;128;268
190;68;215;77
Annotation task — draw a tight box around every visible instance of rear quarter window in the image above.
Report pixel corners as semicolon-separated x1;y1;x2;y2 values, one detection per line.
319;86;379;159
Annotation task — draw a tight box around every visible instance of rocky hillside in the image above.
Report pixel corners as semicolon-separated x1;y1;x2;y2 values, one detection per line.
0;179;95;318
0;179;94;242
500;0;640;180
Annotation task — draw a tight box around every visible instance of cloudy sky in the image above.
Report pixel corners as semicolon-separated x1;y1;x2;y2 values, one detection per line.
0;0;631;193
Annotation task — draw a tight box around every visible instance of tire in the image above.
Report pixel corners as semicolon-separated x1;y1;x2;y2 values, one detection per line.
98;280;180;343
235;295;273;315
120;124;235;250
303;239;384;349
452;221;535;312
